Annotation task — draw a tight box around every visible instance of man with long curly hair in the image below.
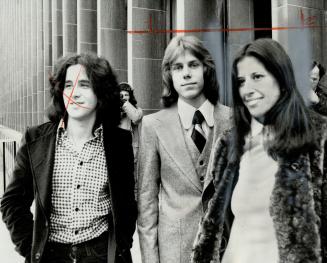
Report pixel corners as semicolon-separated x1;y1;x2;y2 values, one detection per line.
1;53;136;263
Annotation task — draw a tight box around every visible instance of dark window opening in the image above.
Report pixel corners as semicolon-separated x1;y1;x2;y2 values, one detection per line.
253;0;272;39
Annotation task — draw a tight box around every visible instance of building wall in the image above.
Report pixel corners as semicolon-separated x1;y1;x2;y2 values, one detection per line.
272;0;327;101
1;0;326;133
0;0;121;132
0;0;221;131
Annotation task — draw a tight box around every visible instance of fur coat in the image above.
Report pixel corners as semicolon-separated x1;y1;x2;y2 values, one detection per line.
191;113;327;263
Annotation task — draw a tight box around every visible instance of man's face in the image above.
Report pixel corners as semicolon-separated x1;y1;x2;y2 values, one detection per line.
170;50;206;108
63;64;98;122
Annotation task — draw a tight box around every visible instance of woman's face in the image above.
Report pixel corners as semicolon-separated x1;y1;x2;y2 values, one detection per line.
120;90;130;101
237;56;281;119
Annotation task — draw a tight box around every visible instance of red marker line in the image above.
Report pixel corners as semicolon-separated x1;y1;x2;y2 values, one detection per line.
62;92;91;109
60;65;84;127
127;25;322;34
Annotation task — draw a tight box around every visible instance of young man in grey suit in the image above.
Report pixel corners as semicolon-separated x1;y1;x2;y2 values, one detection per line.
137;35;232;263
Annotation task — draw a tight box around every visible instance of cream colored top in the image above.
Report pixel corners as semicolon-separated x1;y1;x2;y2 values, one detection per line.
222;118;279;263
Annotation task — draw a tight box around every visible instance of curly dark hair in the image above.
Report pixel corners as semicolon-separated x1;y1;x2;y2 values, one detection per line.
230;38;315;161
47;52;120;128
161;35;219;107
118;82;138;107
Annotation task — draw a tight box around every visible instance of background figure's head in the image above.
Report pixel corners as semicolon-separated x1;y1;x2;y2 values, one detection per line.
48;52;120;127
230;38;313;160
310;61;326;90
118;82;138;107
161;35;219;107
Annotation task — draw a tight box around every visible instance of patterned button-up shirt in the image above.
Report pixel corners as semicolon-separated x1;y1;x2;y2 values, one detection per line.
48;123;110;244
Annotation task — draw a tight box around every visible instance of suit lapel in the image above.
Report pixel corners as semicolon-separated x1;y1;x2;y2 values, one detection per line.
155;106;202;192
28;129;56;218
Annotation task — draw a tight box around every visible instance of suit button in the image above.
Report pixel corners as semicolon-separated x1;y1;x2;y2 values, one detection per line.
199;160;204;165
35;252;41;260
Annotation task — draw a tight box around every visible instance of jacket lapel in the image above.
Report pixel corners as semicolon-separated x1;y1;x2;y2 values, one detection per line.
155;106;202;192
28;129;56;218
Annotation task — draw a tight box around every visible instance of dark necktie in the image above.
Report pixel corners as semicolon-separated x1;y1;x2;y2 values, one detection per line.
191;110;206;152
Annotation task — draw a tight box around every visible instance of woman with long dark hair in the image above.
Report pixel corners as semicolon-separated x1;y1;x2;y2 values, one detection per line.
191;38;327;263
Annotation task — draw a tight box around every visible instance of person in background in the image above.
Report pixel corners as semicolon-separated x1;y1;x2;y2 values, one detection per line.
118;82;143;198
137;35;231;263
310;61;327;115
119;82;143;131
192;39;327;263
1;53;137;263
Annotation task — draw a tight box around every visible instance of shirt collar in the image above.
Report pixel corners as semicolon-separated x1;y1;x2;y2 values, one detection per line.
177;98;214;130
56;119;103;144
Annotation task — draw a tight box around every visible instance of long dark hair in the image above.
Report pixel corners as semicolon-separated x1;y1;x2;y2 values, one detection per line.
161;35;219;107
118;82;138;107
47;52;120;128
230;38;315;161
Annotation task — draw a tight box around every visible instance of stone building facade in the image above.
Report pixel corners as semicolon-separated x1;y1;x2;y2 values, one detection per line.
0;0;326;133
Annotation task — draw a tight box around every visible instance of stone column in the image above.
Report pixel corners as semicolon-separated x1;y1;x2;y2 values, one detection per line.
63;0;77;55
224;0;254;104
98;0;127;82
26;0;33;127
13;0;18;129
22;0;28;130
18;0;24;131
31;0;38;125
0;0;8;126
37;0;44;124
128;0;167;114
43;0;52;120
177;0;230;104
52;0;63;64
77;0;97;53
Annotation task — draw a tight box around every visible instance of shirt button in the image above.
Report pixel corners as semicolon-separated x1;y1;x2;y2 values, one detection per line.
79;161;83;165
35;252;41;260
200;176;204;182
75;230;79;235
199;160;204;165
75;207;79;212
76;185;81;189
